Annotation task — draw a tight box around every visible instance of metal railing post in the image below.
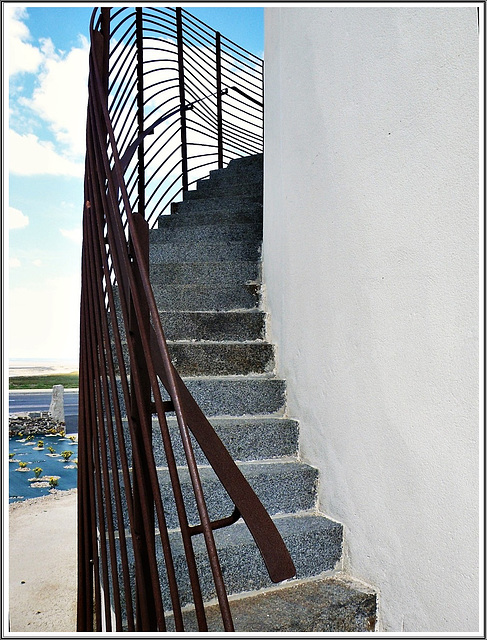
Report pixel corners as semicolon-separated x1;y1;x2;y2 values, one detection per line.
129;214;157;630
135;8;145;216
176;8;189;192
216;32;223;169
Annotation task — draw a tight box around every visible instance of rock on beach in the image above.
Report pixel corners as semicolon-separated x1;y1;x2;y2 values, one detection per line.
9;412;65;438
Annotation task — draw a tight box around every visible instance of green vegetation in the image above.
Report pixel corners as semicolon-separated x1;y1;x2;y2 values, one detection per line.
9;373;79;390
33;467;43;478
49;477;59;488
61;450;74;461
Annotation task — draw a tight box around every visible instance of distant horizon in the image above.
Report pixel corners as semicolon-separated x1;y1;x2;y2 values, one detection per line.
10;357;79;363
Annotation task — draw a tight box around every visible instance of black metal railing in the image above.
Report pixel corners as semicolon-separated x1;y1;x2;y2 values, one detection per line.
77;6;294;633
98;6;263;228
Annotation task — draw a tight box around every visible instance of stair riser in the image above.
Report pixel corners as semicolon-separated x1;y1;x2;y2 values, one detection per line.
166;206;262;226
119;417;299;465
168;342;274;376
158;311;266;342
215;154;263;178
118;341;274;376
157;418;298;464
149;242;260;264
150;223;262;245
110;299;263;340
116;378;287;417
196;175;263;193
149;262;259;286
174;377;286;416
152;284;260;312
185;182;262;200
209;167;263;184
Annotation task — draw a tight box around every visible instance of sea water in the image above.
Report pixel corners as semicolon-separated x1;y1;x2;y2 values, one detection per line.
9;434;78;503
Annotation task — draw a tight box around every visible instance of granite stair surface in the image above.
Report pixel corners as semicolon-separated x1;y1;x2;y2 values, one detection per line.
135;153;377;631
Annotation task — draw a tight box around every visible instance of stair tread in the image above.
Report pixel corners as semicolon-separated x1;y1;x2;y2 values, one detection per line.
166;339;268;344
174;575;376;633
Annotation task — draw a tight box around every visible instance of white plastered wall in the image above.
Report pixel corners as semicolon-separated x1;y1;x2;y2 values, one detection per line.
263;7;480;633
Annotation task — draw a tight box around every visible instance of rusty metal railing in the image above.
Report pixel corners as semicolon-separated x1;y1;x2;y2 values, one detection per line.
77;7;295;632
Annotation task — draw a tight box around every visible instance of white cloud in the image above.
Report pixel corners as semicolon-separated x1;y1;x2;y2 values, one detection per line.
9;258;21;268
32;259;42;267
9;129;83;177
9;274;81;360
8;9;89;165
9;206;29;229
23;35;90;159
6;7;43;76
60;227;82;245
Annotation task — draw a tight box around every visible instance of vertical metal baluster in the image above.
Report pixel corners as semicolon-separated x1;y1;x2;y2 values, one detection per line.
129;214;158;630
136;8;145;216
216;32;223;169
176;8;188;193
261;57;265;153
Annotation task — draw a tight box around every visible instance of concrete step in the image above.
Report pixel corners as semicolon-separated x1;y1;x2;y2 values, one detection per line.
150;222;262;245
184;180;262;201
158;310;266;342
111;460;318;532
149;261;260;286
118;339;273;376
152;283;260;312
149;240;260;263
167;341;274;376
158;513;343;607
111;310;266;344
171;193;262;214
214;153;263;180
167;197;262;223
151;460;319;530
159;376;286;416
119;416;299;467
171;575;377;632
116;513;344;617
151;416;299;465
195;174;262;196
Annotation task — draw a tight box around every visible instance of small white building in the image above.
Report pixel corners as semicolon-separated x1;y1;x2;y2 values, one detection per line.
263;6;481;633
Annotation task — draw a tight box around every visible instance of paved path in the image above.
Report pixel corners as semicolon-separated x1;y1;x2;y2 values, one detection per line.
9;490;77;632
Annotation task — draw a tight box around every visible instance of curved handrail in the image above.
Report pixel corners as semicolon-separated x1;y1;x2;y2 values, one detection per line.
77;6;295;634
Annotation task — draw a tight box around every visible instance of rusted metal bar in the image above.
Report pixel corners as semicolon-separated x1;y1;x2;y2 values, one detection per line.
128;213;158;630
87;82;168;633
85;189;136;630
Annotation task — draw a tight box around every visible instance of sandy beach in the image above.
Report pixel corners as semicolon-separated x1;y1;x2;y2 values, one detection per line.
8;489;77;632
9;359;79;378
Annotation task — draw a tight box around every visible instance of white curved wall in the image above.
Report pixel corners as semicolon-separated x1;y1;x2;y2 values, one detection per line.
263;7;480;633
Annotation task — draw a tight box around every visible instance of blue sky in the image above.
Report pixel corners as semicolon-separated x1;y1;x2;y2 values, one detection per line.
5;5;264;363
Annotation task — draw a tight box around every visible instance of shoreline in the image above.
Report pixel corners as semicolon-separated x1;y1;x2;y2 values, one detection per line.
9;487;77;510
